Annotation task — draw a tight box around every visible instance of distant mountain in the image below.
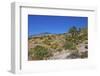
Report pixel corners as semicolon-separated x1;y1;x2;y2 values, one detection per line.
28;32;53;38
28;32;71;39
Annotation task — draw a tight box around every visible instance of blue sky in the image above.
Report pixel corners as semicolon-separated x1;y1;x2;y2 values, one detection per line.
28;15;88;36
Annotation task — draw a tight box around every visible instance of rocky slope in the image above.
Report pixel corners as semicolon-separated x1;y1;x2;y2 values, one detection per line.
28;27;88;60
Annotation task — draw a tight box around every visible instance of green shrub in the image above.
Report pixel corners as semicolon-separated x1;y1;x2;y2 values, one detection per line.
64;41;76;50
33;45;52;60
56;48;62;52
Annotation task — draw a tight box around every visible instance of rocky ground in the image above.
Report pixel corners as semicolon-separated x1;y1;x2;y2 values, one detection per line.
48;42;88;59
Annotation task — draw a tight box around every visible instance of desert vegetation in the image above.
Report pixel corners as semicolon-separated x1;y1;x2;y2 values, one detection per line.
28;26;88;60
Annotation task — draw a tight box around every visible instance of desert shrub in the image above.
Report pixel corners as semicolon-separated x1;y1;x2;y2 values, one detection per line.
52;45;57;49
33;45;52;60
48;35;52;40
56;48;62;52
50;42;59;50
65;34;79;45
80;34;87;41
64;41;76;50
43;39;51;45
79;27;88;41
65;36;72;41
40;36;44;39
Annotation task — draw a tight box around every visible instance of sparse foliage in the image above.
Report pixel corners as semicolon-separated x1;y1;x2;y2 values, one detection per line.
64;41;76;50
33;45;52;60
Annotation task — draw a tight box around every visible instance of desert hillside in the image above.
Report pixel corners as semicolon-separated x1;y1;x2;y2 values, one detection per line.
28;26;88;60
